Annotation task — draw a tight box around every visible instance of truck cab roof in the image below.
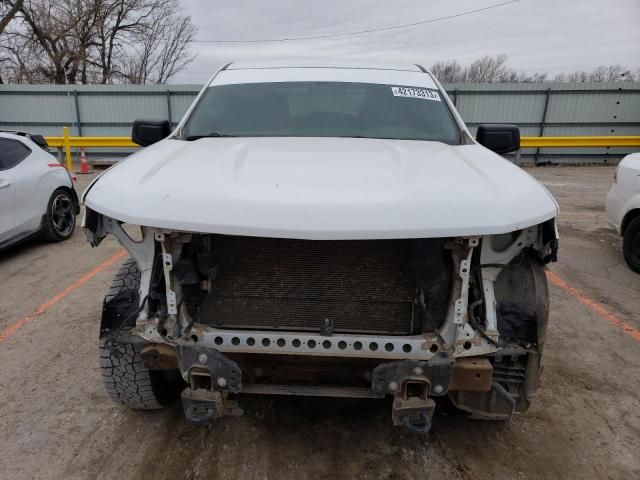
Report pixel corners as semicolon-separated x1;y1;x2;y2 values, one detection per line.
226;59;426;73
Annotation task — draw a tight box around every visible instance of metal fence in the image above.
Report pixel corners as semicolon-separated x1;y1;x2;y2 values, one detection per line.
1;82;639;164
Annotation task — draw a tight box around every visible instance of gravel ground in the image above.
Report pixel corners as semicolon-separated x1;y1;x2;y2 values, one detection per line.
0;166;638;480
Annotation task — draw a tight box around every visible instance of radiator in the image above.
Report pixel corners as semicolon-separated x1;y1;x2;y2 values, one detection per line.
199;236;416;335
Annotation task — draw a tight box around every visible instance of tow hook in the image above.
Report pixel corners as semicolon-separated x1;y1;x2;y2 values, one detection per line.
371;357;451;433
181;383;242;424
392;395;436;434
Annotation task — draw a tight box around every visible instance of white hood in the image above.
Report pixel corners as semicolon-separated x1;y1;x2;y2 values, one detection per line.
84;137;558;240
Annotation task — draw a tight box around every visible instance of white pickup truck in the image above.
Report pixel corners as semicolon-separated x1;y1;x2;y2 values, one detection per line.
83;60;559;432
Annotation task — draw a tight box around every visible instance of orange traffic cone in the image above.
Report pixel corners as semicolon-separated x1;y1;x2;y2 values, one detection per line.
76;148;92;174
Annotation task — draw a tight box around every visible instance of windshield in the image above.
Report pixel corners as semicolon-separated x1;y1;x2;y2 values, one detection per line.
183;81;461;144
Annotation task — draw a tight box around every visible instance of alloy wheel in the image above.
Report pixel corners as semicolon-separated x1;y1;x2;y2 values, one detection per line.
51;193;75;236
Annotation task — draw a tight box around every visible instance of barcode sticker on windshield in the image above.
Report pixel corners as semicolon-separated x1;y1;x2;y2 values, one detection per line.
391;86;441;102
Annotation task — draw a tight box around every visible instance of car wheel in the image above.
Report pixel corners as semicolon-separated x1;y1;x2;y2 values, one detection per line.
100;258;184;409
42;188;76;241
623;217;640;273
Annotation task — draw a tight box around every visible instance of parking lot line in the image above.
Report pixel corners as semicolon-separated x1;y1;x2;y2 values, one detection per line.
546;270;640;342
0;250;126;345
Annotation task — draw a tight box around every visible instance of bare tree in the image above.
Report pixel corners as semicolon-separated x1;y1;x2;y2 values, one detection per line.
0;0;103;83
120;7;195;84
430;60;464;83
590;66;609;82
464;54;509;82
0;0;195;84
589;65;633;82
90;0;196;84
498;70;548;83
92;0;157;83
13;0;71;83
430;55;638;84
0;0;23;83
0;0;21;33
558;71;588;82
0;31;50;82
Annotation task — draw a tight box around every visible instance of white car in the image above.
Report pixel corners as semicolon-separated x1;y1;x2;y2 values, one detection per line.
0;131;79;250
606;152;640;272
83;61;559;432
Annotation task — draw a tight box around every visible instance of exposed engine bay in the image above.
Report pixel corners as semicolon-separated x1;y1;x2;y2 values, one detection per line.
86;208;558;431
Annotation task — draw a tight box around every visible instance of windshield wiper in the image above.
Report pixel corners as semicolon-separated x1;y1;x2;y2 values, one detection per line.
184;132;237;141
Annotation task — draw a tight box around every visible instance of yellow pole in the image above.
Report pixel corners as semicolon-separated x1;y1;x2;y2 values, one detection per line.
63;126;73;171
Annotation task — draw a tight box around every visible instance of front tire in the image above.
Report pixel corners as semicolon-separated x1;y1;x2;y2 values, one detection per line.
99;258;183;409
623;217;640;273
41;188;76;241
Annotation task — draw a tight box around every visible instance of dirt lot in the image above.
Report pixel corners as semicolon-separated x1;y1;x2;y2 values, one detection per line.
0;166;639;480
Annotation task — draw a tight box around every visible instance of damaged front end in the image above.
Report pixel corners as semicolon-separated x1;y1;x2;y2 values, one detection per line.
84;207;558;432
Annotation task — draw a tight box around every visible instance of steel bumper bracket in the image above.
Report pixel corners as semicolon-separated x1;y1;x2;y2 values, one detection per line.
371;353;453;396
177;345;242;392
178;346;243;424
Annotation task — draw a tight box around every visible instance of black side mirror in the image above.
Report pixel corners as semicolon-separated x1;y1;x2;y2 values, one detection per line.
476;124;520;154
132;119;171;147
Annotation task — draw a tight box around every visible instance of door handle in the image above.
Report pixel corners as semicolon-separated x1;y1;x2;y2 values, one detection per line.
0;179;10;189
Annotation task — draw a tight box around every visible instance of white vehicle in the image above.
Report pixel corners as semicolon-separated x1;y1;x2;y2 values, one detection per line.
0;131;78;250
83;61;559;432
606;152;640;273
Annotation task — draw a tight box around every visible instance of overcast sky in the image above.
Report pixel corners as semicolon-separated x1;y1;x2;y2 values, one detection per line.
175;0;640;83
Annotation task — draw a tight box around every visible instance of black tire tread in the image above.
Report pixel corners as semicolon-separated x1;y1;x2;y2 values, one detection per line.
99;258;177;409
623;217;640;274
